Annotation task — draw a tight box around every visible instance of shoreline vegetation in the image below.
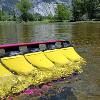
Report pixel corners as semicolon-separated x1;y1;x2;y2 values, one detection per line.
0;20;100;25
0;0;100;23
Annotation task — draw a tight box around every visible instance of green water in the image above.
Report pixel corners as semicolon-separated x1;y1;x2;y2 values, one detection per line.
0;21;100;100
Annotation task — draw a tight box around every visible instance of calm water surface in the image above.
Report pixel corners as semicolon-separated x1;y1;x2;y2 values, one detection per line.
0;22;100;100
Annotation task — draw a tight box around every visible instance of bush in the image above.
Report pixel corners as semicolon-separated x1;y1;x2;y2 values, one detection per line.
55;3;70;22
16;0;32;22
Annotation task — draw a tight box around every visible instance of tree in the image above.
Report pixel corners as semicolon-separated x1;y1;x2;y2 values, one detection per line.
47;14;54;22
0;10;2;20
16;0;32;22
33;13;43;21
85;0;99;20
0;11;9;21
72;0;86;21
55;3;70;21
72;0;99;21
95;4;100;20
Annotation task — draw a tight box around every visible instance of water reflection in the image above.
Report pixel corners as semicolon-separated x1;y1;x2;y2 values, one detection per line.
0;25;4;44
1;23;18;44
71;22;100;46
20;24;34;42
0;22;73;44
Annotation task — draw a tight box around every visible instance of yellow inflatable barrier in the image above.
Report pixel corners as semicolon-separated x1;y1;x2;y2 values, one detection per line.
1;54;55;94
24;51;55;70
0;40;86;98
25;52;61;81
11;75;37;94
0;55;42;95
10;72;53;94
44;49;74;76
24;51;69;79
44;49;71;65
0;63;17;98
1;55;37;75
58;47;86;73
34;70;53;85
60;47;84;63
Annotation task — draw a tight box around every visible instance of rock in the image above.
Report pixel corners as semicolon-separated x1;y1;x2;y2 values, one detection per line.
0;0;71;16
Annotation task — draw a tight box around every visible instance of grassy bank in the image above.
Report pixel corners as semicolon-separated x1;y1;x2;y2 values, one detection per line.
0;20;48;24
0;20;100;25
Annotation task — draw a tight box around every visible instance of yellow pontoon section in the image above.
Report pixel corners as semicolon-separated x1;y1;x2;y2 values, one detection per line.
60;47;84;62
1;55;41;94
1;54;55;87
44;49;71;65
44;49;74;76
0;63;17;97
1;55;37;75
59;47;86;73
24;51;55;70
0;55;53;94
11;75;36;94
24;52;57;81
24;52;67;79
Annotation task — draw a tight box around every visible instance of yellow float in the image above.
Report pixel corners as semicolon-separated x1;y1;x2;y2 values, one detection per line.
0;40;86;98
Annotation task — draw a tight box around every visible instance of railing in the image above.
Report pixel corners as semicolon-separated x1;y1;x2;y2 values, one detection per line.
0;40;65;49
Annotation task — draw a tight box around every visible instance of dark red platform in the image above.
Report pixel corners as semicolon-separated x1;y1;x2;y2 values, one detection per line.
0;40;65;49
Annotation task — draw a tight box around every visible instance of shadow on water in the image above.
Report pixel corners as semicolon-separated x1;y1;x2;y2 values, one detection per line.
39;87;77;100
19;86;77;100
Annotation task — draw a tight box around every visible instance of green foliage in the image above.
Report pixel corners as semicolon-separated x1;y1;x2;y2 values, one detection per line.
55;3;70;21
0;10;2;20
17;0;32;14
95;13;100;20
16;0;32;21
33;13;43;21
85;0;99;19
46;14;54;22
95;4;100;20
0;0;100;22
72;0;84;21
0;11;14;21
72;0;99;21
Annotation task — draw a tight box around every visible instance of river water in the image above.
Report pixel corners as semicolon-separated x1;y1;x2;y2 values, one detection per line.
0;22;100;100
